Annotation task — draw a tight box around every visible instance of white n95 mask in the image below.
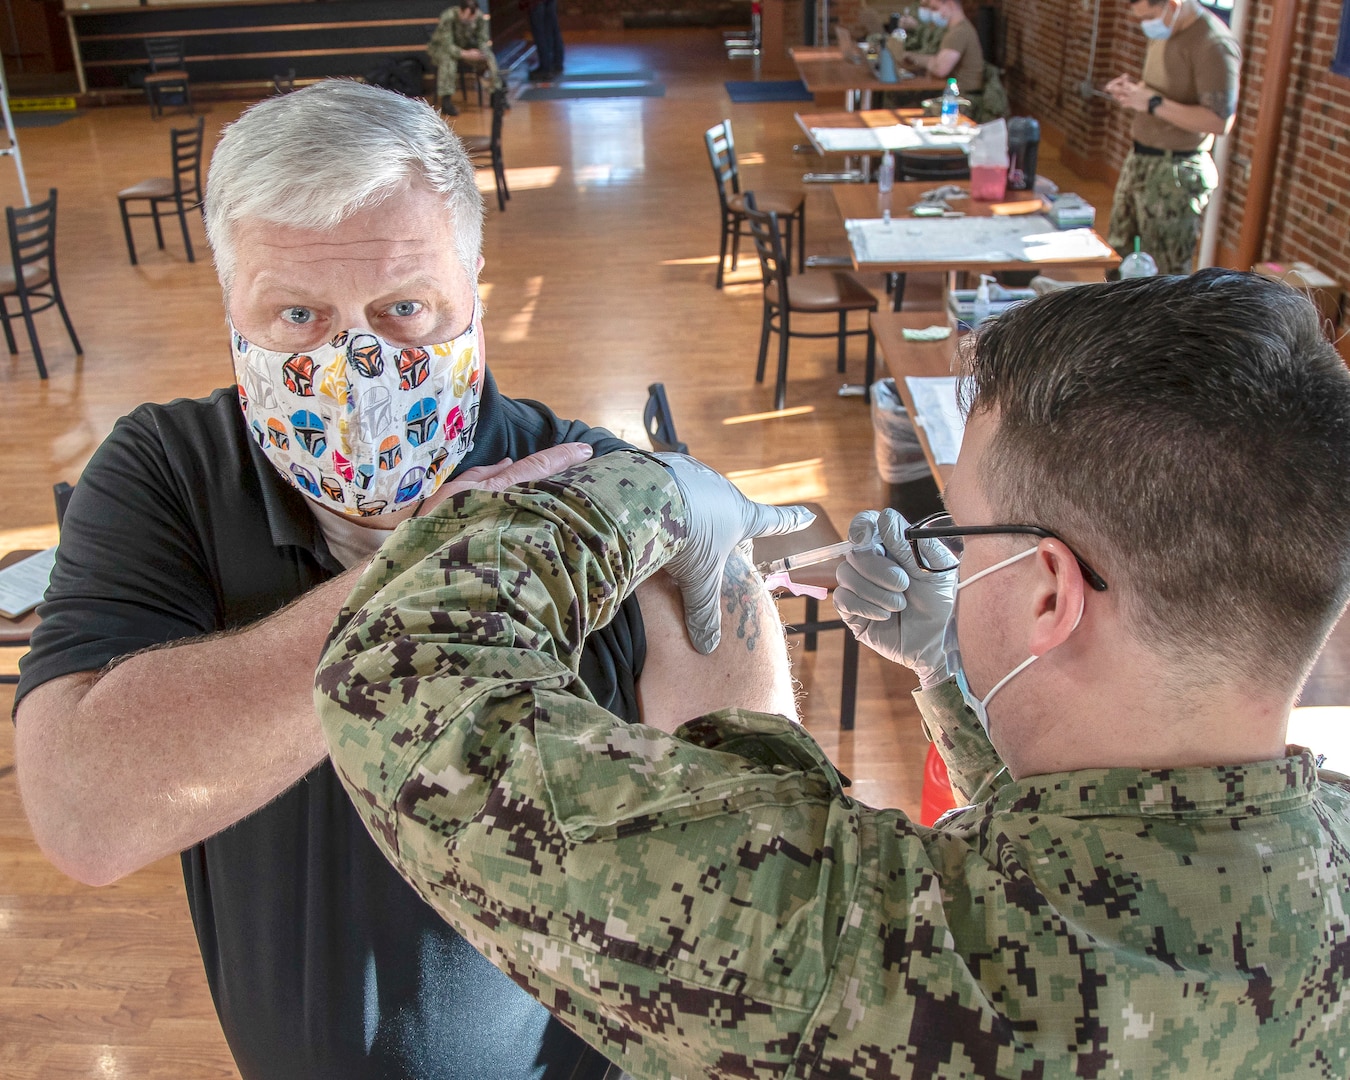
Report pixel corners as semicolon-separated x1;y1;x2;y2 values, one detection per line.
232;299;484;518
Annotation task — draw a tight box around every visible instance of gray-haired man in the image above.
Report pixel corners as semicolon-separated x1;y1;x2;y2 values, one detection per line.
13;80;793;1080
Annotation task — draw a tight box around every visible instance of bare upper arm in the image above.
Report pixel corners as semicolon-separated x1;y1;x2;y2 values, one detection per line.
633;555;797;734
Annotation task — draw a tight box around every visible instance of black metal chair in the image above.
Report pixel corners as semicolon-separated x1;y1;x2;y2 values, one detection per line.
0;189;81;380
744;192;877;412
642;383;859;730
464;89;509;212
117;115;206;265
895;149;971;182
143;37;192;120
705;119;805;289
643;382;689;455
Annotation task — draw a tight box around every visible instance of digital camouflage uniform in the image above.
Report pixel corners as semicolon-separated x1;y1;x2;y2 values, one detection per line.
428;6;500;101
1107;150;1219;277
317;450;1350;1079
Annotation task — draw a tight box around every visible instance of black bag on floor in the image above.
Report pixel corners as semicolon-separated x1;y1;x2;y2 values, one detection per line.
365;56;427;98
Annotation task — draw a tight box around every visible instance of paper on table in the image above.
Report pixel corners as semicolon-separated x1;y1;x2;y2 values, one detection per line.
845;215;1114;266
0;546;56;619
1019;228;1118;261
904;376;965;464
810;124;975;154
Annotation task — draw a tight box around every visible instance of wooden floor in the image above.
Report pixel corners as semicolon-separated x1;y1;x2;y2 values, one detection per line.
1;27;1345;1078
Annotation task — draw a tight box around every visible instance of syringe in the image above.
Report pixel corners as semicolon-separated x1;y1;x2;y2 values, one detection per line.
756;539;858;576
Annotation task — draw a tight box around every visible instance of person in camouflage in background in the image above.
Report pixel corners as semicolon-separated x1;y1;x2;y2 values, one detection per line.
428;1;500;117
316;270;1350;1077
1105;0;1240;274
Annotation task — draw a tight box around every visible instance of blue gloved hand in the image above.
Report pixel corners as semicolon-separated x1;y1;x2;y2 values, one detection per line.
834;508;956;687
656;453;815;654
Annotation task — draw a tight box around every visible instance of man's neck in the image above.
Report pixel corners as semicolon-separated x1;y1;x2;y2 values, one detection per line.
994;638;1295;779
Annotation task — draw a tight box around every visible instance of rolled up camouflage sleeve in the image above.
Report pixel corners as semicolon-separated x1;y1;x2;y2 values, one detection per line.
314;450;861;1077
913;680;1010;804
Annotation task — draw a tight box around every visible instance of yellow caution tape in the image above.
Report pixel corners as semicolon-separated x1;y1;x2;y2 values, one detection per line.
10;97;78;113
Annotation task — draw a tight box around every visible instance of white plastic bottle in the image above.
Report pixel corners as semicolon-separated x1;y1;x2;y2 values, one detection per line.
878;150;895;194
941;78;960;128
973;274;995;325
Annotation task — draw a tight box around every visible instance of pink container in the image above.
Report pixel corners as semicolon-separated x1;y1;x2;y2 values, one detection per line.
970;163;1008;202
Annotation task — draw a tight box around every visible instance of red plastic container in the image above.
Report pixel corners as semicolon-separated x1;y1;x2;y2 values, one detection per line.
970;163;1008;202
920;743;959;826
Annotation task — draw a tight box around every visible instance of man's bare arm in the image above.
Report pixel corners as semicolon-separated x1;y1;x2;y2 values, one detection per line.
15;567;359;886
14;444;594;887
636;554;797;735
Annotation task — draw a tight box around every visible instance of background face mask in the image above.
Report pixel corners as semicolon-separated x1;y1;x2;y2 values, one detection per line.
232;300;484;518
1140;16;1173;39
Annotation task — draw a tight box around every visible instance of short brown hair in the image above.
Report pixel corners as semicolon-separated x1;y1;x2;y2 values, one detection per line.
963;269;1350;687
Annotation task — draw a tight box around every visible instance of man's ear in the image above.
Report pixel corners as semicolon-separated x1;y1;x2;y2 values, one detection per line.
1027;539;1085;657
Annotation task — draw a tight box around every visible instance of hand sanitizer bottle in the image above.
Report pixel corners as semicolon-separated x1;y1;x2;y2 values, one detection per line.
973;274;995;325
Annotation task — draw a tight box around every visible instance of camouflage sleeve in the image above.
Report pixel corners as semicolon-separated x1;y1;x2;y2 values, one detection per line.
474;13;492;48
314;449;863;1076
912;679;1010;803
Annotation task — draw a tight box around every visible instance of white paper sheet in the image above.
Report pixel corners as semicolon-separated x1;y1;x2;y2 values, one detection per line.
810;124;975;154
845;215;1113;265
904;377;965;464
0;546;56;619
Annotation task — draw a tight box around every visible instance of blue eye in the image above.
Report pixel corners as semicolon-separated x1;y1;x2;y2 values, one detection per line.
282;307;313;325
390;301;422;317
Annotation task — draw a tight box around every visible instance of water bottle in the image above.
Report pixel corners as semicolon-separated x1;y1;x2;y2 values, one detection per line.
878;150;895;194
941;78;960;128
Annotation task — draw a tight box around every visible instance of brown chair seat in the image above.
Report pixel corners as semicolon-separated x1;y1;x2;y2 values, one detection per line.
0;262;51;292
728;189;802;217
783;270;879;312
117;177;174;200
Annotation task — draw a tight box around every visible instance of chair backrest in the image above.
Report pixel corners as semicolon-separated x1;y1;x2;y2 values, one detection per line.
704;120;740;209
145;37;185;71
53;481;74;531
6;188;58;291
742;193;789;306
896;149;971;182
644;383;689;455
171;116;206;199
272;68;297;95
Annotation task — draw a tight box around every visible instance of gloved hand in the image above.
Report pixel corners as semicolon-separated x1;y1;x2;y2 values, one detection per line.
834;508;956;687
656;453;814;655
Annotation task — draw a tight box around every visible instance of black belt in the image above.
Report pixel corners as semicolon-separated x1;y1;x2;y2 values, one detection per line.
1133;141;1202;159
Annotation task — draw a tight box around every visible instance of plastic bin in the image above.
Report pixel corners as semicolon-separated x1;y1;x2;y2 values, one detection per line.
870;379;931;485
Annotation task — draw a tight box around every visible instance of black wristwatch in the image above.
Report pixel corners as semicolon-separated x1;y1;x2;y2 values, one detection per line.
1147;94;1164;115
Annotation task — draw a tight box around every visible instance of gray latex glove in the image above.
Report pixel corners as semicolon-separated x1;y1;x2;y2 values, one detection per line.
834;508;956;687
656;453;815;654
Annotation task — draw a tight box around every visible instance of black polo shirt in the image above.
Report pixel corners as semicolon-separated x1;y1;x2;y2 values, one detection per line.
17;374;642;1080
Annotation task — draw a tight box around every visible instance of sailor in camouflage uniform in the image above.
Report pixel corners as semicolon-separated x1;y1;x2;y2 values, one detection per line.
317;270;1350;1078
427;1;500;116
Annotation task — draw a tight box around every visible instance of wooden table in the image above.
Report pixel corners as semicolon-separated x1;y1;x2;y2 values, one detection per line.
832;182;1120;310
0;549;42;684
791;46;944;110
870;311;962;489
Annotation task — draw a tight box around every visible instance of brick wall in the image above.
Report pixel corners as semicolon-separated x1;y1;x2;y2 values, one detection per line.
989;0;1349;333
1213;0;1350;295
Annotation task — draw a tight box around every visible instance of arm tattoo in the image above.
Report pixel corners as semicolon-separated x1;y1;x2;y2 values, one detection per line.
1199;88;1235;122
721;552;767;651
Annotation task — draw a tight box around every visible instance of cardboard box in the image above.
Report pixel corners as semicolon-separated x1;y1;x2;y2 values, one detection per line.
1253;261;1343;333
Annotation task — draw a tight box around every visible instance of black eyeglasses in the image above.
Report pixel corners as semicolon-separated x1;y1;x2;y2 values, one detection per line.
903;511;1109;592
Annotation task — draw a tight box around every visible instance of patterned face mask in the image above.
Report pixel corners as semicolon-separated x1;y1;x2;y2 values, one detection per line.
232;298;484;518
